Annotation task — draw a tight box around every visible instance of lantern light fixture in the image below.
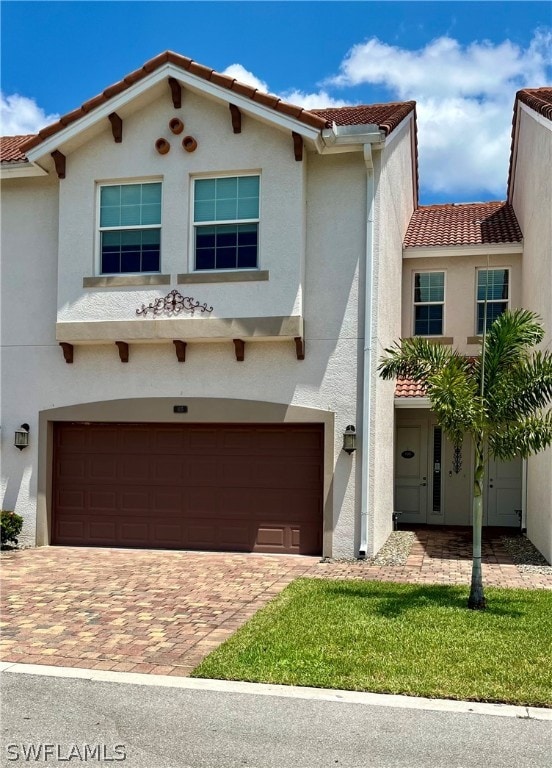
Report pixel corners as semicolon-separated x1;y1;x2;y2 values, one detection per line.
343;425;357;455
14;424;30;450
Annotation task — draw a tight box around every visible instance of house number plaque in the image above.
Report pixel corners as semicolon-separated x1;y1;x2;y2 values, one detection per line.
401;450;415;459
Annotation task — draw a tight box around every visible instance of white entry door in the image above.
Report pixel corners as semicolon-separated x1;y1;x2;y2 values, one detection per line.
486;455;522;527
395;422;430;524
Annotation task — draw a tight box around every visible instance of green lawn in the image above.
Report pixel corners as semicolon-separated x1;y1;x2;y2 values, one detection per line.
192;579;552;707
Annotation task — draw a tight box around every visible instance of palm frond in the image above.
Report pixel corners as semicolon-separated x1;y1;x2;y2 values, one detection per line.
483;309;545;394
487;351;552;421
488;410;552;461
378;337;458;382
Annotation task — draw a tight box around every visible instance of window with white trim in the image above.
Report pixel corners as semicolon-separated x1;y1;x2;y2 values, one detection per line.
193;175;259;271
476;268;509;334
99;182;161;274
413;271;445;336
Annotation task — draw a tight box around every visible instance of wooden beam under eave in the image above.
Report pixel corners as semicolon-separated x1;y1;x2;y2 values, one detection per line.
51;150;66;179
229;104;242;134
173;340;187;362
108;112;123;143
233;339;245;362
59;342;74;364
115;341;129;363
168;77;182;108
292;132;303;162
294;337;305;360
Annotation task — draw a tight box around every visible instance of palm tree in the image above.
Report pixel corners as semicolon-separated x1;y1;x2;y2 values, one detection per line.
378;309;552;609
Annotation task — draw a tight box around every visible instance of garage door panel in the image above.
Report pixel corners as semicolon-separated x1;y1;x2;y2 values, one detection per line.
53;423;323;554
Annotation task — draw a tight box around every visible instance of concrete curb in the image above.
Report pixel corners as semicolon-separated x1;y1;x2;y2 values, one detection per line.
1;661;551;720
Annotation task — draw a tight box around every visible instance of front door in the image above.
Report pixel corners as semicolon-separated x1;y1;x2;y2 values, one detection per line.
486;455;522;527
395;422;429;523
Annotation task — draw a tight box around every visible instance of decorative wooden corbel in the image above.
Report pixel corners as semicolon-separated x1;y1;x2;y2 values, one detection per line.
51;150;66;179
229;104;242;134
59;342;74;364
168;77;182;109
108;112;123;143
115;341;129;363
173;340;187;362
292;132;303;162
294;337;305;360
233;339;245;362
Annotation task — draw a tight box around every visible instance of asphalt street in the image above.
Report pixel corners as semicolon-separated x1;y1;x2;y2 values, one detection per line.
1;669;551;768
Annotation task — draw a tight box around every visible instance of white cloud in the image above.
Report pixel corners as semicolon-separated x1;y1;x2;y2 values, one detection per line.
328;30;552;197
1;92;59;135
222;64;270;93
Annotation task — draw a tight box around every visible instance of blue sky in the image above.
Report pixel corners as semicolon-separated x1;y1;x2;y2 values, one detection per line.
2;1;551;203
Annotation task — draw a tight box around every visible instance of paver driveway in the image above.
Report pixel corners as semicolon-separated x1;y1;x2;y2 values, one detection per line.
0;547;316;676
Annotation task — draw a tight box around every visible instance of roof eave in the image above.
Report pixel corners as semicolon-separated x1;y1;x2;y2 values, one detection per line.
0;161;48;179
403;242;523;258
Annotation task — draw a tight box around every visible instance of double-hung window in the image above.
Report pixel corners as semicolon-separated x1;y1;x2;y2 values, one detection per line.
99;182;161;274
476;268;509;334
413;271;445;336
193;175;260;271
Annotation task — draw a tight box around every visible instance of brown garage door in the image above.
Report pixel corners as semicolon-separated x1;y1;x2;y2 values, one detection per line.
52;422;323;555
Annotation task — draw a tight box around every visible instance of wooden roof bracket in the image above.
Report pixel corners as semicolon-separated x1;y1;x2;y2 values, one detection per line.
59;342;74;364
233;338;245;361
168;77;182;109
294;337;305;360
292;132;303;161
108;112;123;143
115;341;129;363
51;150;66;179
229;104;242;134
173;340;187;362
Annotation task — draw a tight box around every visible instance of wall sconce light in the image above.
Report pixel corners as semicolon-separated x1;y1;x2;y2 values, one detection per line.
343;425;357;455
14;423;30;450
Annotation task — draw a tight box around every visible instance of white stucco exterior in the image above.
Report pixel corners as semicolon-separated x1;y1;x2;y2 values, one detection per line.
0;65;416;557
511;103;552;562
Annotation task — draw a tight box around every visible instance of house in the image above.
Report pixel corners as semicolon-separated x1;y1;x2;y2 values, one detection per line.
394;87;552;562
508;88;552;562
0;51;418;558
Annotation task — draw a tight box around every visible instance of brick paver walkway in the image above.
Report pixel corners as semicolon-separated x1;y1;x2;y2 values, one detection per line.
1;530;550;676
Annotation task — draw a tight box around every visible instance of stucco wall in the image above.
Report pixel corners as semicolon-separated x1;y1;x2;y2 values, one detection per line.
1;103;370;557
512;107;552;562
56;92;305;324
401;252;523;354
369;118;416;555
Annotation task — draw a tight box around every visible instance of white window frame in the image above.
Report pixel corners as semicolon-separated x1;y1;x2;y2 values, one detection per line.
412;270;446;337
96;178;163;276
190;172;261;273
475;267;510;335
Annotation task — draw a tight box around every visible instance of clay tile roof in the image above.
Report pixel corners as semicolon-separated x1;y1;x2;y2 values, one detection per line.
403;201;522;248
507;88;552;201
516;87;552;121
0;135;34;163
395;376;427;398
13;51;416;156
312;101;416;135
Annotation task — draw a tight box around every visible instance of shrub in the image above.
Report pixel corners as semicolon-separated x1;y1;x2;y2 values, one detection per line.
1;510;24;545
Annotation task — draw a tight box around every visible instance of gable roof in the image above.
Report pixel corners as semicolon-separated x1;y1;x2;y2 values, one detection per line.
507;87;552;201
403;201;522;249
9;51;415;160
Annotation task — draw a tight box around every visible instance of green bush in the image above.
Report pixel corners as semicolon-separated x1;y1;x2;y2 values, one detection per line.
1;510;24;545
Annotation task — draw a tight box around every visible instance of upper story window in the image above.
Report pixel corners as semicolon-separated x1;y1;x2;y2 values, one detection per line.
193;175;260;271
476;268;509;334
99;182;161;274
413;271;445;336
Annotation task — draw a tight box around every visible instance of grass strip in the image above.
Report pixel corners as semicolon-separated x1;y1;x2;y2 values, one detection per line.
192;579;552;707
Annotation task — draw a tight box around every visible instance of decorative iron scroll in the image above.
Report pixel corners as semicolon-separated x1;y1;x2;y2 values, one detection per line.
452;444;463;474
136;290;213;317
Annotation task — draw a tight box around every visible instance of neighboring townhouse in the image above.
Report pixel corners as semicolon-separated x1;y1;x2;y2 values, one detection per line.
508;88;552;562
396;202;525;529
0;51;417;558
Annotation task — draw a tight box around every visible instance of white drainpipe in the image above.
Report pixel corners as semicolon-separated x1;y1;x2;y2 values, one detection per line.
359;143;375;558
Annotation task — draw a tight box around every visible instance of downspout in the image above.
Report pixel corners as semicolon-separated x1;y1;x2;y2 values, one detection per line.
359;143;375;558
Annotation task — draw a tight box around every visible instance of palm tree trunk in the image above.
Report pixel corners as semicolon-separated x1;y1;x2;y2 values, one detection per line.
468;435;486;610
